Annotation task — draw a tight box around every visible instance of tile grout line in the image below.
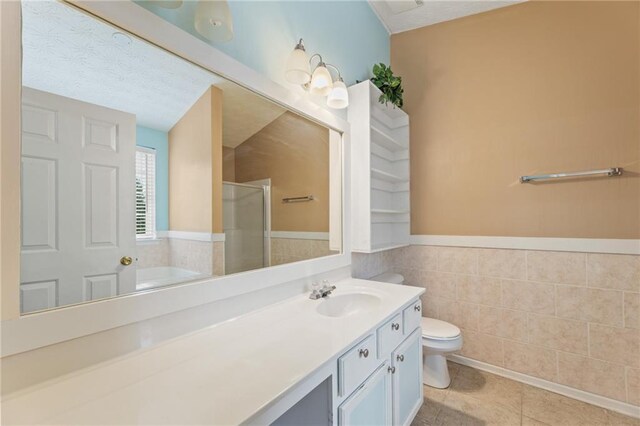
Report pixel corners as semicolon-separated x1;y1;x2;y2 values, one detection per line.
587;322;591;359
624;365;629;406
622;291;626;330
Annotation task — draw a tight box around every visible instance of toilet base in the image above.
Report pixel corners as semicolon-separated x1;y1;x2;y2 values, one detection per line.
422;353;451;389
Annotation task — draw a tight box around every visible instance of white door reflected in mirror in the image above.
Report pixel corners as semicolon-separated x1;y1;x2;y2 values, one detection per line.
21;88;137;313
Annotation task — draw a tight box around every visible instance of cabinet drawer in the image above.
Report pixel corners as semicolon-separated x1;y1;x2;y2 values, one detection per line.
338;334;378;397
403;300;422;335
377;313;404;358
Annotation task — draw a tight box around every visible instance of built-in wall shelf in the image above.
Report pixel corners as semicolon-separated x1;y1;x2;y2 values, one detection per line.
348;81;410;254
371;209;410;214
371;181;409;193
370;150;407;163
371;126;407;152
369;85;410;131
371;168;407;184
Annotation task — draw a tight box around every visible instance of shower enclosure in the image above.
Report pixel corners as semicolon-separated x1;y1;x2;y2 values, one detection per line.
222;181;271;275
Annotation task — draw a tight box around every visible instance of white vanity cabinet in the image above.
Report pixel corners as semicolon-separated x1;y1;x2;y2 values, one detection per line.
337;299;423;426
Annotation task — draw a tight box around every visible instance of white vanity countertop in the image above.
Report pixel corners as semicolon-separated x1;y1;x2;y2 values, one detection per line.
1;278;424;425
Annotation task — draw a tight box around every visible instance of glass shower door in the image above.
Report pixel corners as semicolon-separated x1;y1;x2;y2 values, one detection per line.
223;183;266;274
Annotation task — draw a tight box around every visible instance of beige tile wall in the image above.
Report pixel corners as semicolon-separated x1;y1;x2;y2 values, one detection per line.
213;241;224;276
364;245;639;406
351;250;396;280
137;238;224;277
136;239;170;269
168;239;214;275
270;238;332;266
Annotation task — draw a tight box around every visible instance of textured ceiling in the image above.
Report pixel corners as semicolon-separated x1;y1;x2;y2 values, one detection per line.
21;0;284;145
369;0;525;34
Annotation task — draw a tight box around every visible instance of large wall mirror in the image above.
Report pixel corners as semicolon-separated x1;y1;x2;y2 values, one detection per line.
19;0;342;314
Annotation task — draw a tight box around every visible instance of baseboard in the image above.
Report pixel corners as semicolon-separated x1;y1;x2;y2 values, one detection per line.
448;355;640;419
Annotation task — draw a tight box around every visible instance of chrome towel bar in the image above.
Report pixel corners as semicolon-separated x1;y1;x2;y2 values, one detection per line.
520;167;623;183
282;195;315;203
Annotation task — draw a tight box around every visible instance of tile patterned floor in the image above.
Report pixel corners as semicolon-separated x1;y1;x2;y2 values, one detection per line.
411;362;640;426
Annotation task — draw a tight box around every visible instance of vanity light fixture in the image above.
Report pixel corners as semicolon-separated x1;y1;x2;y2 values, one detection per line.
309;61;333;96
285;39;312;84
285;39;349;109
327;77;349;109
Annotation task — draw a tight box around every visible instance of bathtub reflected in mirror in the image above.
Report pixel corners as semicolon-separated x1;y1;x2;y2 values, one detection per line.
19;0;341;314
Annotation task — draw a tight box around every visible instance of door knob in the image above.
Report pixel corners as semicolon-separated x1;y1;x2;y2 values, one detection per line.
120;256;133;266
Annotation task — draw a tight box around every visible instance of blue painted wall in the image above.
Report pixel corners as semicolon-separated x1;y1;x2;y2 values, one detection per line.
136;126;169;231
134;0;389;87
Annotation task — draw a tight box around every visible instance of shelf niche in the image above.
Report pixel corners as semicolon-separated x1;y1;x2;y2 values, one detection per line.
348;81;410;254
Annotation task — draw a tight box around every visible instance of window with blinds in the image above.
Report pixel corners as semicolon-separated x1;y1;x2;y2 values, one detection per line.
135;147;156;239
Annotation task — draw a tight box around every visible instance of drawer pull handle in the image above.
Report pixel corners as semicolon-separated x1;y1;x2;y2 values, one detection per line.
414;304;421;312
396;354;404;362
359;348;369;358
388;366;396;374
392;323;400;331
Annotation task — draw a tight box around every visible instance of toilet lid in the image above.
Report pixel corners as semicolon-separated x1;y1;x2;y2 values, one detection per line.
421;317;461;340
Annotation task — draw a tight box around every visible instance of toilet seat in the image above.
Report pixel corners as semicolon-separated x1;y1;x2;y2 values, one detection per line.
421;317;461;341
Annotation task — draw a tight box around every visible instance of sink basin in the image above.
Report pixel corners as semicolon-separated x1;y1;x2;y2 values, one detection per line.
316;293;382;318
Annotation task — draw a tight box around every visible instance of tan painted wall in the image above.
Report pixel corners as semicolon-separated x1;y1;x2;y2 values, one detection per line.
391;1;640;238
168;86;223;233
211;87;223;234
222;146;235;182
0;1;21;320
234;111;330;232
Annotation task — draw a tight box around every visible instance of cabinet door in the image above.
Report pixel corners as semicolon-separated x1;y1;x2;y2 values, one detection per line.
338;363;392;426
392;329;423;426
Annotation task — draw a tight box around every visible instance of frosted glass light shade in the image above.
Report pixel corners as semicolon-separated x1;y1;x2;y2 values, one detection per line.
327;79;349;109
285;47;311;85
148;0;183;8
194;0;233;42
309;64;333;97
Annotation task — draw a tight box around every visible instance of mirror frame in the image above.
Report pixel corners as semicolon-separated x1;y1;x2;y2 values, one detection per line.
0;0;352;356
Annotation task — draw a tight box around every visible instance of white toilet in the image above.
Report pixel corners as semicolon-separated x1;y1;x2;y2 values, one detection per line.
370;272;463;389
420;317;462;388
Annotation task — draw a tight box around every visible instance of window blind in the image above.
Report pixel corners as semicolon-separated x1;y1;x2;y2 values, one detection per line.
135;147;156;239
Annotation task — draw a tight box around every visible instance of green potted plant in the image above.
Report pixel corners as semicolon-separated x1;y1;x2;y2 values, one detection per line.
370;63;404;109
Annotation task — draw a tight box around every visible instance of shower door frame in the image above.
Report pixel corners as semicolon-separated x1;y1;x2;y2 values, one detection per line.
222;180;272;272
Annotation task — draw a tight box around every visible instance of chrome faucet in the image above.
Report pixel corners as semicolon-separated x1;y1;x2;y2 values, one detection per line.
309;280;336;300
